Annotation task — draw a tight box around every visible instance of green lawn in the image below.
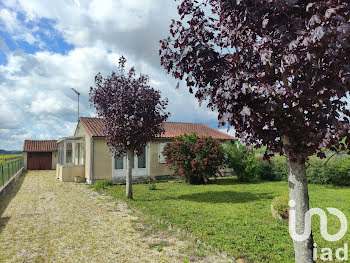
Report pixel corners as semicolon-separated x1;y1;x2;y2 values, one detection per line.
103;178;350;262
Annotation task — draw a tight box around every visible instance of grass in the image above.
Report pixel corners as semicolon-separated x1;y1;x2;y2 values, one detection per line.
103;177;350;263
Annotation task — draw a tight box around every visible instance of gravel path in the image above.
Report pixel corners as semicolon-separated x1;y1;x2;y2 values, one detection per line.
0;171;231;263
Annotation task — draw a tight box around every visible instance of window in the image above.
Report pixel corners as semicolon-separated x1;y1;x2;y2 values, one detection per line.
73;142;84;165
114;147;147;169
58;142;64;165
74;143;79;164
115;156;124;169
79;143;84;164
57;138;84;166
158;142;166;163
130;155;134;168
138;150;146;168
66;143;72;164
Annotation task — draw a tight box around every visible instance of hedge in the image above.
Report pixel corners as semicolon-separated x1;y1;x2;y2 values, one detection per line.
256;155;350;186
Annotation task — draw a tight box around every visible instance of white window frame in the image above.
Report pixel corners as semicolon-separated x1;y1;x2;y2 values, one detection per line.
112;145;150;179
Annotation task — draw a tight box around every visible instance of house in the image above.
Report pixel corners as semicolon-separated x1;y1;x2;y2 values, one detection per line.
23;140;58;170
56;117;234;183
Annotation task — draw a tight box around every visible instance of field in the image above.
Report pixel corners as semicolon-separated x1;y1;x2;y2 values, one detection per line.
102;178;350;262
0;154;23;164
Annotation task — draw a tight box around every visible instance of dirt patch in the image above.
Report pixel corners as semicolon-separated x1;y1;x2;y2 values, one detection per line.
0;171;232;263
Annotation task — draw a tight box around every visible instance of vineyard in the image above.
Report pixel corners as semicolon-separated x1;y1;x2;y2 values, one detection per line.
0;154;23;164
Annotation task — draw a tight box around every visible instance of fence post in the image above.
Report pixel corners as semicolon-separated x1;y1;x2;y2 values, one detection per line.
1;165;3;186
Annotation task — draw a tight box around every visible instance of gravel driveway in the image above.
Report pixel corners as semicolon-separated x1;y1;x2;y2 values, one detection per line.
0;171;231;263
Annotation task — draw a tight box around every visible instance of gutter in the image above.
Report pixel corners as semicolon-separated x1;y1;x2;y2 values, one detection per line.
90;137;94;183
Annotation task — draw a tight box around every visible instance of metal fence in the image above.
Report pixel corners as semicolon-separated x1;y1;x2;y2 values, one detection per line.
0;158;24;187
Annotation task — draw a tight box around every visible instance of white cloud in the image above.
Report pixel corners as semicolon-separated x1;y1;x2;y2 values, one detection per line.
0;7;42;47
0;8;20;32
0;1;223;150
0;46;219;150
88;0;156;31
5;0;178;66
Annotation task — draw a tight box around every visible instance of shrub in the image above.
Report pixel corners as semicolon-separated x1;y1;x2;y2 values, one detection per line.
271;156;288;181
93;179;113;191
255;156;287;182
163;133;225;184
224;141;259;182
306;157;331;185
146;176;157;190
325;158;350;186
304;156;350;186
255;158;274;181
271;192;290;219
256;154;350;186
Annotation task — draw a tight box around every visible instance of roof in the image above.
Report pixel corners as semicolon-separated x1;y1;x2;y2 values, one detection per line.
159;122;234;140
80;117;105;137
23;140;58;152
79;117;234;140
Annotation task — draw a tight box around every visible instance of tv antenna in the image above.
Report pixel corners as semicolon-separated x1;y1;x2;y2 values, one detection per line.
71;88;80;121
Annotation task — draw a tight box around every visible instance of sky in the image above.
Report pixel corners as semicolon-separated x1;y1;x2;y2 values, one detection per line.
0;0;234;151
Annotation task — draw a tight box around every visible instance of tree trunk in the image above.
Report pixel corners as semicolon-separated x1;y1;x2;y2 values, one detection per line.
126;150;133;199
283;136;314;263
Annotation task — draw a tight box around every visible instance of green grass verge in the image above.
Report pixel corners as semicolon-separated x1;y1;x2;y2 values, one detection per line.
103;178;350;262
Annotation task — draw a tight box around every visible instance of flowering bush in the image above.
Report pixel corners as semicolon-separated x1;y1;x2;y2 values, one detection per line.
163;133;225;184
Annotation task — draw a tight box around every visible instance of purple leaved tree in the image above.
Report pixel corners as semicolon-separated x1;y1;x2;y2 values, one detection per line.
160;1;350;262
90;57;169;199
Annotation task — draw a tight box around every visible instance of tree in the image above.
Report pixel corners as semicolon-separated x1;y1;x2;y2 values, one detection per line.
90;57;169;199
163;133;225;184
160;1;350;262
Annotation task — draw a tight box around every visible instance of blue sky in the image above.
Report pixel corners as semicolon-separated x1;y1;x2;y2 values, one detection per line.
0;0;232;151
0;11;73;65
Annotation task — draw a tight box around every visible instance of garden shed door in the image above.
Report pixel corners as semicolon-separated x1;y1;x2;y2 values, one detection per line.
27;152;52;170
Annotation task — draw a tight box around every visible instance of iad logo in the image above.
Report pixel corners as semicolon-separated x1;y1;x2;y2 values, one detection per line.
288;200;348;242
289;200;349;261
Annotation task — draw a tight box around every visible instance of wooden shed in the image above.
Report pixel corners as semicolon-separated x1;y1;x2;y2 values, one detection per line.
23;140;58;170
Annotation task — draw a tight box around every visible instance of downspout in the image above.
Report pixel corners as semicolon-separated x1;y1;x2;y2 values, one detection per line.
90;136;94;183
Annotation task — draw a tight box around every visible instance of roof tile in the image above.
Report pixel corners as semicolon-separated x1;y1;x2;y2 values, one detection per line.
80;117;234;140
23;140;58;152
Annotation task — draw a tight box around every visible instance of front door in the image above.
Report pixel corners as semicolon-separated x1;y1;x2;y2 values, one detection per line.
112;146;149;179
